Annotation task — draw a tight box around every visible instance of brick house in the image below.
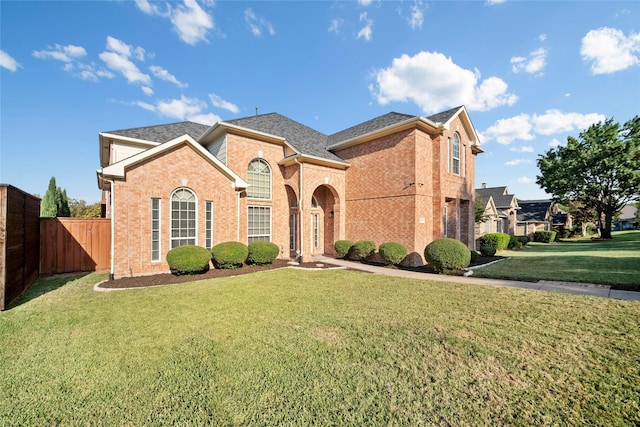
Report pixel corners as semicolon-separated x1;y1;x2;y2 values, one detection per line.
97;106;483;278
475;185;520;236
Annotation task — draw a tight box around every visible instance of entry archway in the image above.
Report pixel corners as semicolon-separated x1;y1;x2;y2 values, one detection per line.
309;184;339;257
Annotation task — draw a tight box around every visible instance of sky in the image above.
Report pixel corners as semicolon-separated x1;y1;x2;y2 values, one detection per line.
1;0;639;204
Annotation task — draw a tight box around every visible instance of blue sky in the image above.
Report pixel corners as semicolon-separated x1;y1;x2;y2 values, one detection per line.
1;0;639;204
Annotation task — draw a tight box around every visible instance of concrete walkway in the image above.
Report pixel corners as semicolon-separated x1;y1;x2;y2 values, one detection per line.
313;256;640;301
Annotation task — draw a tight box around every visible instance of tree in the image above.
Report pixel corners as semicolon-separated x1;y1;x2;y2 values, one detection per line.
69;198;102;218
536;116;640;239
40;177;70;218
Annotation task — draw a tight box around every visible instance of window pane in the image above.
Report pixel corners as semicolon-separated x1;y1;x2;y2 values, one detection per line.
171;188;196;247
247;159;271;199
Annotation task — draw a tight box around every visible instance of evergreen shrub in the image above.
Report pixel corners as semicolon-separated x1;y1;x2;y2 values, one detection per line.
166;245;211;275
352;240;376;261
211;241;249;269
424;238;471;274
378;242;408;266
480;245;497;256
480;233;511;250
247;241;280;265
533;230;557;243
334;240;354;259
470;250;479;263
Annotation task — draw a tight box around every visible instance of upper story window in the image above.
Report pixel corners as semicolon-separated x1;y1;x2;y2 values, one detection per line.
247;158;271;199
170;188;196;248
452;133;461;175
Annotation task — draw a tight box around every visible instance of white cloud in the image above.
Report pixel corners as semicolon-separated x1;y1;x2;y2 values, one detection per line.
0;50;21;71
549;138;562;148
485;0;506;5
581;27;640;74
483;114;534;145
135;0;214;45
510;145;534;153
156;95;208;120
149;65;188;88
75;63;115;82
244;8;275;37
189;112;222;125
33;44;87;62
106;36;145;61
517;176;535;184
328;18;343;34
511;47;547;75
209;94;239;114
358;0;373;6
357;12;373;41
482;110;605;145
170;0;214;45
408;1;424;30
370;51;517;114
141;86;154;96
505;158;532;166
532;109;605;135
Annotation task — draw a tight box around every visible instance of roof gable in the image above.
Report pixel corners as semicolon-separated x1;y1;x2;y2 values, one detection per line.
102;121;210;143
517;199;554;222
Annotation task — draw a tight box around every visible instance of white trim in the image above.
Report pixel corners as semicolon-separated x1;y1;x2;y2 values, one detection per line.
205;200;214;249
247;205;272;243
150;197;161;262
170;187;198;248
99;134;248;189
246;158;272;200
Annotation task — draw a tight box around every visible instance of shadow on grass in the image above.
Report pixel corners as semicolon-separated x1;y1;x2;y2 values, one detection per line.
6;272;90;310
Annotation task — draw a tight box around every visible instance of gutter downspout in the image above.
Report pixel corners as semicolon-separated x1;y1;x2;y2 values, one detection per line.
106;178;115;281
294;158;303;262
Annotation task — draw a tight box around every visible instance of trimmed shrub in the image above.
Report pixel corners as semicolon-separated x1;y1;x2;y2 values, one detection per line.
334;240;354;259
479;245;497;256
379;242;408;266
533;230;557;243
470;250;479;263
508;235;523;250
480;233;511;250
352;240;376;261
166;245;211;275
211;241;248;269
247;241;280;265
424;238;471;274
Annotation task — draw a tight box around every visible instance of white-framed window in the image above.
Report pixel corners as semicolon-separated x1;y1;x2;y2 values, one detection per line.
443;205;448;237
248;205;271;243
170;188;197;248
151;198;161;262
289;213;297;251
205;201;214;249
312;213;319;249
247;158;271;199
452;133;461;175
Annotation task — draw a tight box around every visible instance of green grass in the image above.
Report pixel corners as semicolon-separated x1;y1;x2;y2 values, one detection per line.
473;230;640;290
1;269;639;425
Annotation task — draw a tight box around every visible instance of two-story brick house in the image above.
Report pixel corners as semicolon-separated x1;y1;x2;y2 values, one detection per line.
97;106;483;278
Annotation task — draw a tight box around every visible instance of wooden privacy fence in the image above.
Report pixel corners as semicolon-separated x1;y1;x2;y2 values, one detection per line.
0;185;41;311
40;218;110;274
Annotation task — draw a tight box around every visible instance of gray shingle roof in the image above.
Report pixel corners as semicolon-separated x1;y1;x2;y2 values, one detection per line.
103;121;209;143
426;106;463;125
224;113;344;163
327;112;416;145
517;199;553;222
476;187;516;209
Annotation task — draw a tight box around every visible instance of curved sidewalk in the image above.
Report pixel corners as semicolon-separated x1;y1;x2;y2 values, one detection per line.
314;256;640;301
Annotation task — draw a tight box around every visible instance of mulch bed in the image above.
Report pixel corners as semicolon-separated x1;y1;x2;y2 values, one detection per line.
98;255;507;289
98;259;342;289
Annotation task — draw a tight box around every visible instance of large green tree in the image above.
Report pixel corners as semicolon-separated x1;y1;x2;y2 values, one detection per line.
40;177;71;218
536;116;640;239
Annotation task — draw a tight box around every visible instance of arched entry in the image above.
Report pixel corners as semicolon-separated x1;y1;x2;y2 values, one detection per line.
285;185;299;259
309;185;338;257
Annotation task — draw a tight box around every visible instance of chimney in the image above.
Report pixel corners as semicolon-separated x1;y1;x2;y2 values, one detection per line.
481;182;487;188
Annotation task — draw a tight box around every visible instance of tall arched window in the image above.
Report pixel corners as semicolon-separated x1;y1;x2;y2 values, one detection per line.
452;133;461;175
171;188;196;248
247;158;271;199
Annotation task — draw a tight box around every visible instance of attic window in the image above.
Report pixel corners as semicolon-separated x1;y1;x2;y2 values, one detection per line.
452;132;461;175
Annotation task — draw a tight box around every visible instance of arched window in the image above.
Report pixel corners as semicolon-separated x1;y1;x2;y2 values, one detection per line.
170;188;196;248
452;133;461;175
311;196;319;209
247;158;271;199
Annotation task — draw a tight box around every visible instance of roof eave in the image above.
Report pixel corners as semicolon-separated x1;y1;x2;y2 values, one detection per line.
279;154;350;170
327;116;443;151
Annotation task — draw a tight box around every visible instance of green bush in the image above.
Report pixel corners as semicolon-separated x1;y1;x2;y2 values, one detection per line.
480;233;511;250
211;241;249;269
334;240;354;258
378;242;408;266
533;231;557;243
508;235;523;249
247;241;280;265
166;245;212;276
480;245;497;256
424;238;471;274
470;250;479;263
352;240;376;261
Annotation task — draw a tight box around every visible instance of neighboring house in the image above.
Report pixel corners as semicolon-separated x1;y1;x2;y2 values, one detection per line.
475;185;519;235
613;204;639;231
97;106;483;278
515;199;571;236
474;193;499;241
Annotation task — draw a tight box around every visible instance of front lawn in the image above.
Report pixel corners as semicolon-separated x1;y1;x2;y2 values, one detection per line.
1;270;638;425
473;230;640;290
